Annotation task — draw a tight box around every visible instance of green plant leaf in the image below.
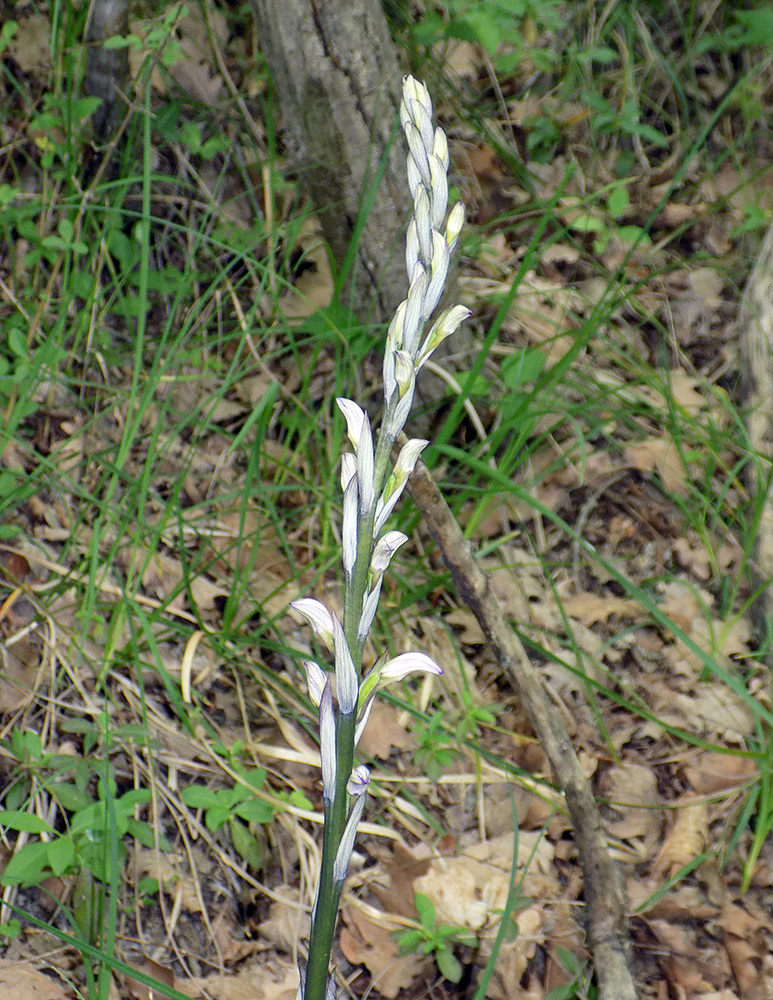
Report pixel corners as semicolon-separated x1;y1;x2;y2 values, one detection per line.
568;213;605;233
181;785;220;809
0;810;53;834
46;836;77;876
229;818;265;870
436;945;463;983
500;348;545;389
1;841;49;885
234;799;274;824
396;928;424;953
735;9;773;47
414;892;436;933
204;805;230;832
606;184;629;219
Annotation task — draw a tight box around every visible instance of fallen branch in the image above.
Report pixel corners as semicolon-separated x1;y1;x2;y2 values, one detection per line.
407;453;638;1000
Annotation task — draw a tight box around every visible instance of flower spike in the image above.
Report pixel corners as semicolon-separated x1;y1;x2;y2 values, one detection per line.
293;75;467;1000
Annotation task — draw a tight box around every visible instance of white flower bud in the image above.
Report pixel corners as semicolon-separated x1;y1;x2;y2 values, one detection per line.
381;651;442;682
374;438;428;535
333;790;367;885
371;530;408;575
433;126;449;171
358;579;383;644
336;398;368;452
446;201;465;249
428;155;448;229
342;474;358;576
403;263;427;357
290;598;335;651
417;305;471;369
406;123;431;189
394;350;414;398
347;764;370;797
319;681;336;804
424;231;449;317
340;452;356;491
302;660;327;707
413;187;432;266
332;615;358;716
405;218;419;280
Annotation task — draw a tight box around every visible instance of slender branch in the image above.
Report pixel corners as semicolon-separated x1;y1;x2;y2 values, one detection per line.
405;451;639;1000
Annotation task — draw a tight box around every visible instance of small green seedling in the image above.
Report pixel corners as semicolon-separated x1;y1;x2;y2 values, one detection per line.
395;891;477;984
412;712;461;781
181;763;275;871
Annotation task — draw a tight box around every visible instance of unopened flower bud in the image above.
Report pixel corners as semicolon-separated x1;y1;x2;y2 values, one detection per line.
446;201;465;249
290;599;335;651
302;659;327;706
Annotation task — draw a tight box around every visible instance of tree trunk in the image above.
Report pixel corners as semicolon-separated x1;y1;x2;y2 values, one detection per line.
251;0;411;325
738;221;773;633
84;0;131;140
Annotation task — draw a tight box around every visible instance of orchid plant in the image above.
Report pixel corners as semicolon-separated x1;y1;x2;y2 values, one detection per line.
290;76;469;1000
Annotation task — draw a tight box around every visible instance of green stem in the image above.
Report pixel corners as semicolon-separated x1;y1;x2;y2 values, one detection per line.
307;391;401;998
303;710;356;1000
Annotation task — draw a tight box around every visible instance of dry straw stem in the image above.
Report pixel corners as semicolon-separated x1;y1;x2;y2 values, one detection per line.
405;449;638;1000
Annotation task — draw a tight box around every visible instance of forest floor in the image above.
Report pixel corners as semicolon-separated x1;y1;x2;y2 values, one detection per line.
1;3;773;999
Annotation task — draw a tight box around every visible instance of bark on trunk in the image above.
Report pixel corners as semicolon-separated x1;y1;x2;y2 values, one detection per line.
251;0;411;324
84;0;131;140
738;221;773;632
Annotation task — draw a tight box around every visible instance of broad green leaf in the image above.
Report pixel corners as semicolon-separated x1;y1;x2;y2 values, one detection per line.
436;946;463;983
0;810;53;834
1;841;49;885
47;837;76;876
500;348;545;389
181;785;220;809
414;892;436;933
234;799;274;825
606;184;629;219
229;818;264;870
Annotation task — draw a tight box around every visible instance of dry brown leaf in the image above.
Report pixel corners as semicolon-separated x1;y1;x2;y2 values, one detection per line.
652;681;755;741
124;959;176;1000
482;907;544;1000
673;533;713;580
7;15;51;75
276;219;333;319
624;436;689;495
503;272;583;363
257;888;309;953
673;267;725;339
0;961;69;999
562;591;642;625
682;753;757;796
440;39;479;78
357;700;413;760
628;878;720;921
170;8;227;106
187;960;298;1000
600;763;663;861
340;904;429;999
370;841;432;917
444;607;486;644
134;847;204;914
0;638;40;713
653;798;709;878
415;832;556;933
